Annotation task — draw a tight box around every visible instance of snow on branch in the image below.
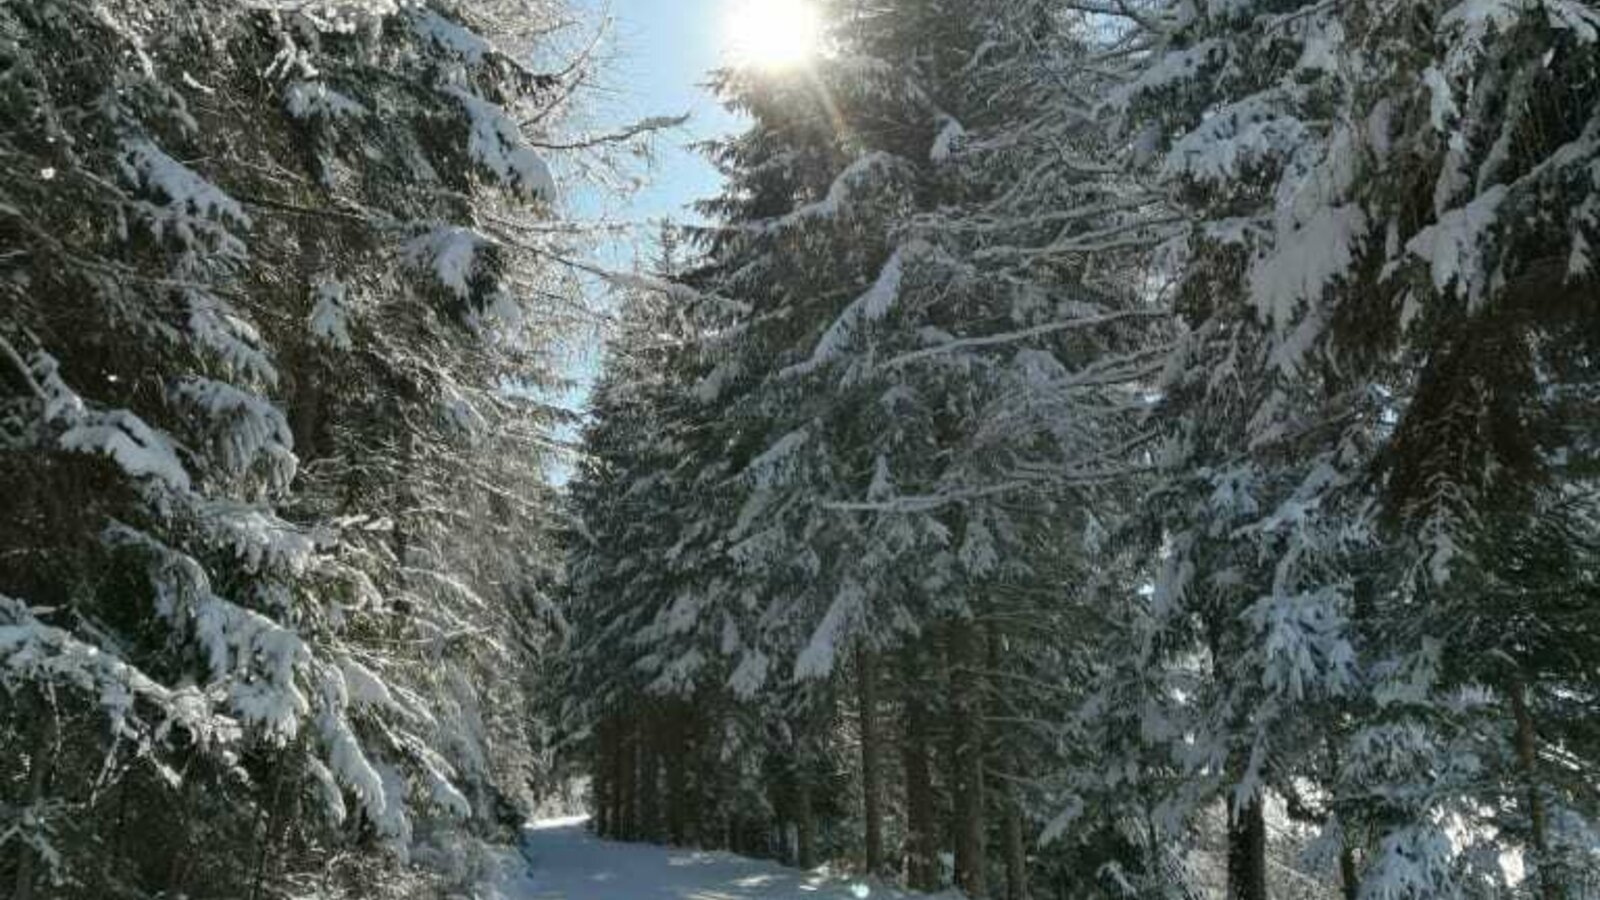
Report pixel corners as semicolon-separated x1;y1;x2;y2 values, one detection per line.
823;480;1034;514
530;114;691;151
118;138;250;254
188;498;318;575
1160;95;1310;185
186;290;279;386
930;116;966;162
741;426;810;488
443;87;557;201
240;0;402;24
172;376;298;486
410;9;492;64
284;80;368;120
0;594;237;745
105;524;313;739
1406;184;1507;309
879;309;1167;370
602;270;752;315
317;704;388;823
59;409;191;492
309;278;354;349
783;241;918;377
1109;39;1224;110
793;580;865;680
402;226;492;300
754;151;911;234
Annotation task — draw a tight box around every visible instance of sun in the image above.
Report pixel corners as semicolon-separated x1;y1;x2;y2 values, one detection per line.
726;0;823;71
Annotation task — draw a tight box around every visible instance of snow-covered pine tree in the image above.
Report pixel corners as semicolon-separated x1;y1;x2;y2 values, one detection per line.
558;0;1599;897
564;2;1174;896
250;3;583;874
563;275;690;840
1109;0;1387;892
559;223;767;850
1115;0;1600;891
1324;0;1600;894
0;0;633;895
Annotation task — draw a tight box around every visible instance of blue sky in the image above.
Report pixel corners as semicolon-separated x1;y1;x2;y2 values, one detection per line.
573;0;741;260
549;0;741;482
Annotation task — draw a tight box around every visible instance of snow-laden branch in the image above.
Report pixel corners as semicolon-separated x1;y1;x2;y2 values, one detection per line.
0;334;47;401
972;215;1184;261
880;309;1168;370
747;151;912;235
602;271;752;316
530;114;690;151
782;243;915;378
822;480;1032;513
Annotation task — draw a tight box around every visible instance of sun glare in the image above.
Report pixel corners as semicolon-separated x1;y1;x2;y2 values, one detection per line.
726;0;822;71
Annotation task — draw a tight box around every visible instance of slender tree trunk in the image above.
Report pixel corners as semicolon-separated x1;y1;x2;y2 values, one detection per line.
1511;678;1562;900
249;756;288;900
619;719;638;841
289;225;327;465
1226;797;1267;900
1339;845;1359;900
785;820;800;867
13;695;56;900
796;778;816;869
166;767;200;894
1328;737;1359;900
1208;614;1265;900
902;647;939;892
610;717;627;839
667;711;688;845
112;780;131;865
685;706;704;846
857;649;884;875
948;620;989;898
594;718;612;838
639;717;660;842
1002;792;1027;900
985;624;1026;900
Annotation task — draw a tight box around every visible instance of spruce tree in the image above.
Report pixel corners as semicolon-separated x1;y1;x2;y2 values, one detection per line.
0;0;623;895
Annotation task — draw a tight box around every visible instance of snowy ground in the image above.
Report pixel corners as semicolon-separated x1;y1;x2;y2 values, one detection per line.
496;817;928;900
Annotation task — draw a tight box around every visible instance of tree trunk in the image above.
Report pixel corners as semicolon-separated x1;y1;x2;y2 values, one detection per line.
1339;844;1359;900
902;647;940;892
638;717;660;842
948;620;988;899
1325;735;1359;900
1511;678;1562;900
1002;792;1027;900
796;779;816;869
1226;797;1267;900
289;219;328;467
619;719;637;841
667;712;688;845
13;695;56;900
249;755;289;900
1208;611;1265;900
985;624;1026;900
595;718;612;838
610;717;627;839
857;649;884;875
785;820;801;867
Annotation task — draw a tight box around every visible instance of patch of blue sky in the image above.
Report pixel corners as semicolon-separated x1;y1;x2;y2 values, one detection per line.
544;0;742;484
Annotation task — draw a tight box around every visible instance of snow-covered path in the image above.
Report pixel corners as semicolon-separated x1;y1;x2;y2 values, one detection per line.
502;817;918;900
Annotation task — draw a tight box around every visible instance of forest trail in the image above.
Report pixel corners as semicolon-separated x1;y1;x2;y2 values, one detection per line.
506;818;923;900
